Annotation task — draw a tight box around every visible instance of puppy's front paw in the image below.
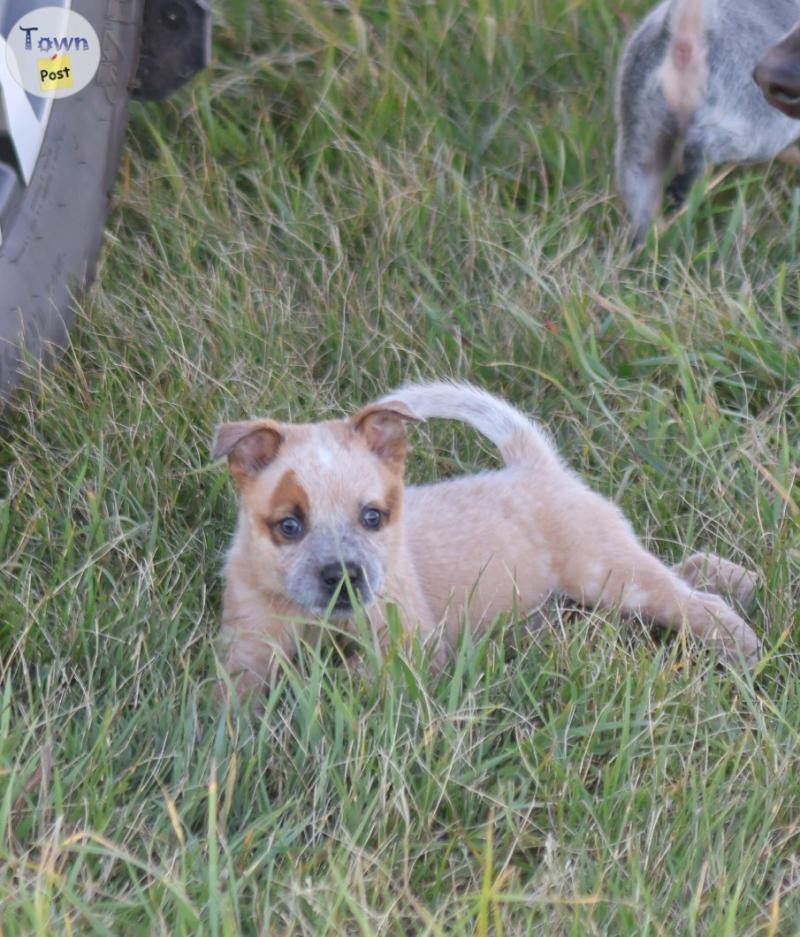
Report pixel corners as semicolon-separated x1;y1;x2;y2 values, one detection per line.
345;652;367;677
215;668;268;710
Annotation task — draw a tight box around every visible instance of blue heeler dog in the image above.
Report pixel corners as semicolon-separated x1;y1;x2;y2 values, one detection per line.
615;0;800;243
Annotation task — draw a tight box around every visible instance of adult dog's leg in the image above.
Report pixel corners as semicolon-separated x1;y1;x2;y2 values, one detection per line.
778;146;800;169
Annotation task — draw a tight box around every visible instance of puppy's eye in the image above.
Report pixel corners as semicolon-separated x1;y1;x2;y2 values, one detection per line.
277;516;304;539
361;507;383;530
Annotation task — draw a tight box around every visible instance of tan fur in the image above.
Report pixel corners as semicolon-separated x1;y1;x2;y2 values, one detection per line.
262;470;309;546
657;0;708;123
214;384;760;696
672;551;759;610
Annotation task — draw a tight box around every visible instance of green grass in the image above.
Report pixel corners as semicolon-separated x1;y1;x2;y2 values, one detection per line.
2;0;799;932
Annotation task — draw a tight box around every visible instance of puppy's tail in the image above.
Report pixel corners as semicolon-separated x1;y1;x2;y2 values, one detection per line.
658;0;708;127
380;382;561;470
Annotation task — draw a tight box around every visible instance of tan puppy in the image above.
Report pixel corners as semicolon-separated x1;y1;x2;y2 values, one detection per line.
213;383;760;694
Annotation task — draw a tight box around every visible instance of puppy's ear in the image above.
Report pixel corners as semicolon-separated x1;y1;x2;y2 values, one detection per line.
351;400;421;469
212;420;283;486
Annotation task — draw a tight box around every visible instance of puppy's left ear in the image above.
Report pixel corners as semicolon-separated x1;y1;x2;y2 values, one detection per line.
212;419;284;486
351;400;421;469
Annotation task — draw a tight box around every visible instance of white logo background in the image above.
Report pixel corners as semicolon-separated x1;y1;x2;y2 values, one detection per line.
5;7;100;98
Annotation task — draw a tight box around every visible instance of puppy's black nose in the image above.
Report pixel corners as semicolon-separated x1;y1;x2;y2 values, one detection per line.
319;561;363;596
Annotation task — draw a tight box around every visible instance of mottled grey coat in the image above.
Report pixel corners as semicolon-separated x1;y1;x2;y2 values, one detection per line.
615;0;800;242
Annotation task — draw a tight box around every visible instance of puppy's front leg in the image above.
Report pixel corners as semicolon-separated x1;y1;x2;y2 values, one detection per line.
556;496;760;667
218;622;295;700
355;597;447;673
217;585;310;699
218;627;284;698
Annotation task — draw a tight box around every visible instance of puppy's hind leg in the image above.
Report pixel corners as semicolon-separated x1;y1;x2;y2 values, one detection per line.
672;552;759;611
556;498;761;668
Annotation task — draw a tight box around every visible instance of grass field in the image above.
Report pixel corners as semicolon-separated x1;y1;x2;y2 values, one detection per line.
1;0;799;932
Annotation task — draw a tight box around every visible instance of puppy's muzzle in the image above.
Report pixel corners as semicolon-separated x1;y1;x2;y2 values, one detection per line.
319;561;365;610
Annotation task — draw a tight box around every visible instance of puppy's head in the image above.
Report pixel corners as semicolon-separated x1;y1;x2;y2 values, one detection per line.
213;399;420;617
754;24;800;119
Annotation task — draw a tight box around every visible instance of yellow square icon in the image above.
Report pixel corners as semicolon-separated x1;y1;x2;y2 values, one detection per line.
38;54;73;91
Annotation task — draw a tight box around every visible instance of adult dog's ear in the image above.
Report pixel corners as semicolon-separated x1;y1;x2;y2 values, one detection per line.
212;420;283;486
351;400;421;470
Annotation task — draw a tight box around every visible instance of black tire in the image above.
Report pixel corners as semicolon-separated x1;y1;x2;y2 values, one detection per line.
0;0;144;401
